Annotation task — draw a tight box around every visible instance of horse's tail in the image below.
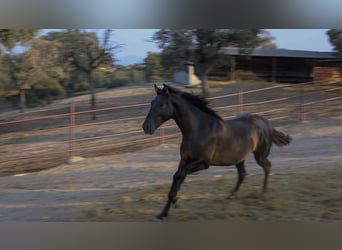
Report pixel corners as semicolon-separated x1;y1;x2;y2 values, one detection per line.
272;128;292;147
253;115;291;149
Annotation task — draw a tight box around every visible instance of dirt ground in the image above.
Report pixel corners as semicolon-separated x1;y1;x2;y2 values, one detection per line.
0;115;341;221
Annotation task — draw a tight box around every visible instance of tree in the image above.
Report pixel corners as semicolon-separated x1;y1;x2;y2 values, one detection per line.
0;29;39;111
327;29;342;56
153;29;264;97
257;30;277;49
144;52;163;82
0;29;38;53
17;38;66;109
44;29;121;120
0;53;25;109
1;38;65;111
0;55;6;96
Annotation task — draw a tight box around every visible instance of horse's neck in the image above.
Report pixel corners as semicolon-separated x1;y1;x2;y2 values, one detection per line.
174;111;196;136
172;98;213;137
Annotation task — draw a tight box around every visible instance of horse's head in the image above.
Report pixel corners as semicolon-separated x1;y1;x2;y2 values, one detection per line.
142;84;175;134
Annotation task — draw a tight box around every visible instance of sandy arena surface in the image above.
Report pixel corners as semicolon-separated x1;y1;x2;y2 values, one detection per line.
0;116;341;221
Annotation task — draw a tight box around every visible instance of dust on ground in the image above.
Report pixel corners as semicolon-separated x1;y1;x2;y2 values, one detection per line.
0;116;341;221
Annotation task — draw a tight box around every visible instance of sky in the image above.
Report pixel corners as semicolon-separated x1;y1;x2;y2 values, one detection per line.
15;29;334;65
266;29;333;51
111;29;334;65
112;29;160;57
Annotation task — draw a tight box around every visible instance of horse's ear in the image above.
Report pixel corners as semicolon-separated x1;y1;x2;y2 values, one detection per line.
154;84;162;94
162;84;170;96
155;83;170;96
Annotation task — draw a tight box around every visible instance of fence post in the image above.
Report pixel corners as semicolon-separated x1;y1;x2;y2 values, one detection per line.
300;83;305;122
69;103;76;157
237;89;243;115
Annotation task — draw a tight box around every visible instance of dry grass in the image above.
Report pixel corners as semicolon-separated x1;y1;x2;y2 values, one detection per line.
81;170;342;222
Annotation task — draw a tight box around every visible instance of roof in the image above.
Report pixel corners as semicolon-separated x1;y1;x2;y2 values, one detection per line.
221;47;338;59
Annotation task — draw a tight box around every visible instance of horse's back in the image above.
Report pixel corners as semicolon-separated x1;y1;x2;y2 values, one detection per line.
228;113;268;123
225;114;259;132
210;114;266;166
226;114;270;133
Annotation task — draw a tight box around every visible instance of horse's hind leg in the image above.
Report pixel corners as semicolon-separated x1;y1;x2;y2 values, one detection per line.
229;161;246;198
254;151;271;193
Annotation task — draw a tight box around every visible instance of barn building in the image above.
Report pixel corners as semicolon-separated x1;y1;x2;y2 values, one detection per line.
211;48;342;84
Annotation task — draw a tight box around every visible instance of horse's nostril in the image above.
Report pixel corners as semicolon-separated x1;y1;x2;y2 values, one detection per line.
143;122;150;133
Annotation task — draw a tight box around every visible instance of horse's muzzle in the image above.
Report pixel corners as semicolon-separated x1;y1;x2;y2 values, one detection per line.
142;121;155;135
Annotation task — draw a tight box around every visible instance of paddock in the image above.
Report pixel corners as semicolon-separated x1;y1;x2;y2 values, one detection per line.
0;81;341;221
0;116;340;221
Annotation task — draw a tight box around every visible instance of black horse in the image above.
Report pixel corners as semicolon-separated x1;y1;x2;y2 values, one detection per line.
142;84;291;220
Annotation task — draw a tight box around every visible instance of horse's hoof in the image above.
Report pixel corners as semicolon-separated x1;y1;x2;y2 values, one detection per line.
152;217;163;222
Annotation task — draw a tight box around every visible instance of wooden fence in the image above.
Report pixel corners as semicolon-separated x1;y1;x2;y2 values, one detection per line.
0;81;341;176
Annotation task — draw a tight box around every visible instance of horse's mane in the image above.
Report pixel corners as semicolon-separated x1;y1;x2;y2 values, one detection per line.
165;85;223;120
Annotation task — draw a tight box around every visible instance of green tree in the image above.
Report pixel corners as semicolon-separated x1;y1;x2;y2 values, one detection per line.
0;29;38;53
0;53;21;99
327;29;342;56
44;29;121;119
0;29;39;109
144;52;164;82
0;53;10;96
2;38;65;111
0;54;23;109
26;78;64;106
153;29;264;97
257;30;277;49
17;38;65;109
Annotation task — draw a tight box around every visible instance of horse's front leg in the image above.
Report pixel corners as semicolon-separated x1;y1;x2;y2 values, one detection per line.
156;169;186;220
156;159;208;221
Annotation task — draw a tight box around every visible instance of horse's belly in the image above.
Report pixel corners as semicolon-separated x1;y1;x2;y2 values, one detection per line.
211;155;245;166
211;147;252;166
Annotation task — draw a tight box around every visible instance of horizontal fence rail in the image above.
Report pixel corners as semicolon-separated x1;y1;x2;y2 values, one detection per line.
0;80;341;176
